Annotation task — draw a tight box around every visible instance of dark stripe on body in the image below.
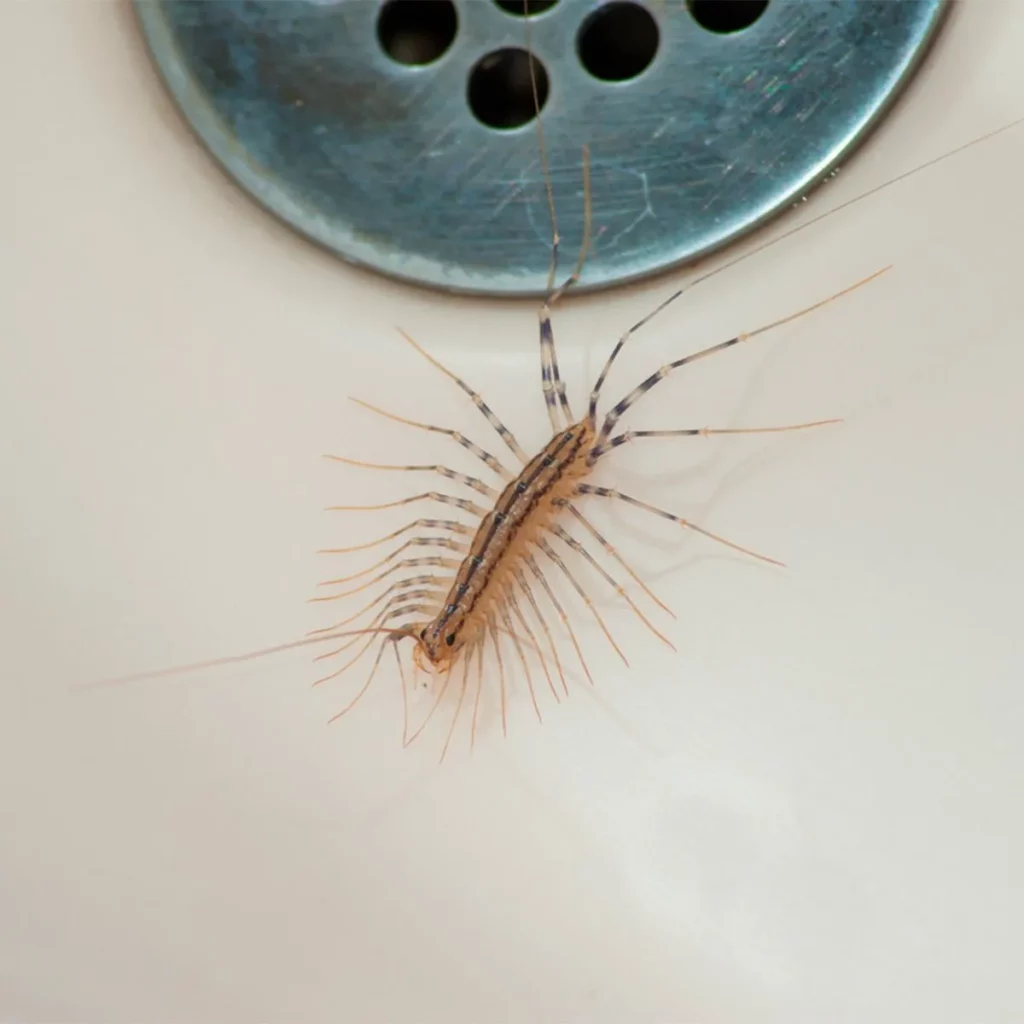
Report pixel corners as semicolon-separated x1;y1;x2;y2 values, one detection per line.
433;427;586;633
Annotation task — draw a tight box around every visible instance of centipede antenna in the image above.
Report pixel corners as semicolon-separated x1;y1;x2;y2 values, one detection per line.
326;634;391;724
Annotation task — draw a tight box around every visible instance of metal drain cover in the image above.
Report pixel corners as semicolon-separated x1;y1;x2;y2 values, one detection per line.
135;0;948;296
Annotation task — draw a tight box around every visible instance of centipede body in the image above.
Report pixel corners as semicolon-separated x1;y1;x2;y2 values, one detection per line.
309;241;887;759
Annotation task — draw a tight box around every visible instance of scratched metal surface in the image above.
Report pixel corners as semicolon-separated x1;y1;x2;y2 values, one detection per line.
134;0;947;295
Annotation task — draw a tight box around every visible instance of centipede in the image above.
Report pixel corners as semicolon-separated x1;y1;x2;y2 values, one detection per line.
99;14;1024;763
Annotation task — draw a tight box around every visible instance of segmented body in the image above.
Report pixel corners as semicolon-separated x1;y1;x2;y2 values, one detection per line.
309;257;886;760
423;420;595;662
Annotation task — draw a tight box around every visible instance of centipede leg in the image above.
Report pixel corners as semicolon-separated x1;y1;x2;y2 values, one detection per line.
310;558;461;604
314;596;438;663
512;566;566;701
405;665;454;748
559;500;674;618
326;491;487;518
317;517;474;556
315;537;467;589
577;484;784;567
524;553;590;690
536;537;628;666
439;653;472;763
323;452;497;500
326;634;393;724
349;398;514;482
487;614;509;737
470;640;485;750
393;640;411;748
548;524;676;652
503;581;557;707
396;329;529;464
593;268;891;446
498;603;541;724
589;418;842;461
309;578;442;638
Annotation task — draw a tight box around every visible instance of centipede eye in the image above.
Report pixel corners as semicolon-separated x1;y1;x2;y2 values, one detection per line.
445;633;456;647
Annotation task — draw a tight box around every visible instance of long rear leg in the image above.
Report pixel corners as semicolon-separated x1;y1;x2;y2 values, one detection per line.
589;267;890;436
522;7;589;432
536;147;594;432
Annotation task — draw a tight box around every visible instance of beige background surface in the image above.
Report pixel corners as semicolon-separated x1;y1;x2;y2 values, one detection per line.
3;1;1023;1021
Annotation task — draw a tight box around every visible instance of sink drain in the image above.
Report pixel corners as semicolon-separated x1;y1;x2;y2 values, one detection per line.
134;0;948;296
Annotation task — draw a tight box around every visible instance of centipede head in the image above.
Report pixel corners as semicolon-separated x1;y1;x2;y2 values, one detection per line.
414;613;473;673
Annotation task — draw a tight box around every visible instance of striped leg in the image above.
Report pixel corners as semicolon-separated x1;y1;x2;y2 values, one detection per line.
536;537;628;666
589;419;842;461
497;602;542;724
503;579;558;705
397;328;529;463
577;484;784;567
323;453;497;500
350;398;514;481
309;579;443;636
487;613;509;737
537;146;593;431
558;500;674;617
512;565;566;700
470;639;486;750
313;592;441;660
316;536;467;589
589;267;890;435
318;518;474;556
548;524;676;651
309;560;461;604
524;552;591;689
326;491;487;518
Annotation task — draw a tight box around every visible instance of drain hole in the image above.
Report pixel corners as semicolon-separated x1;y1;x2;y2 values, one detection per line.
377;0;458;66
467;48;549;130
493;0;560;14
687;0;768;34
577;2;659;83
